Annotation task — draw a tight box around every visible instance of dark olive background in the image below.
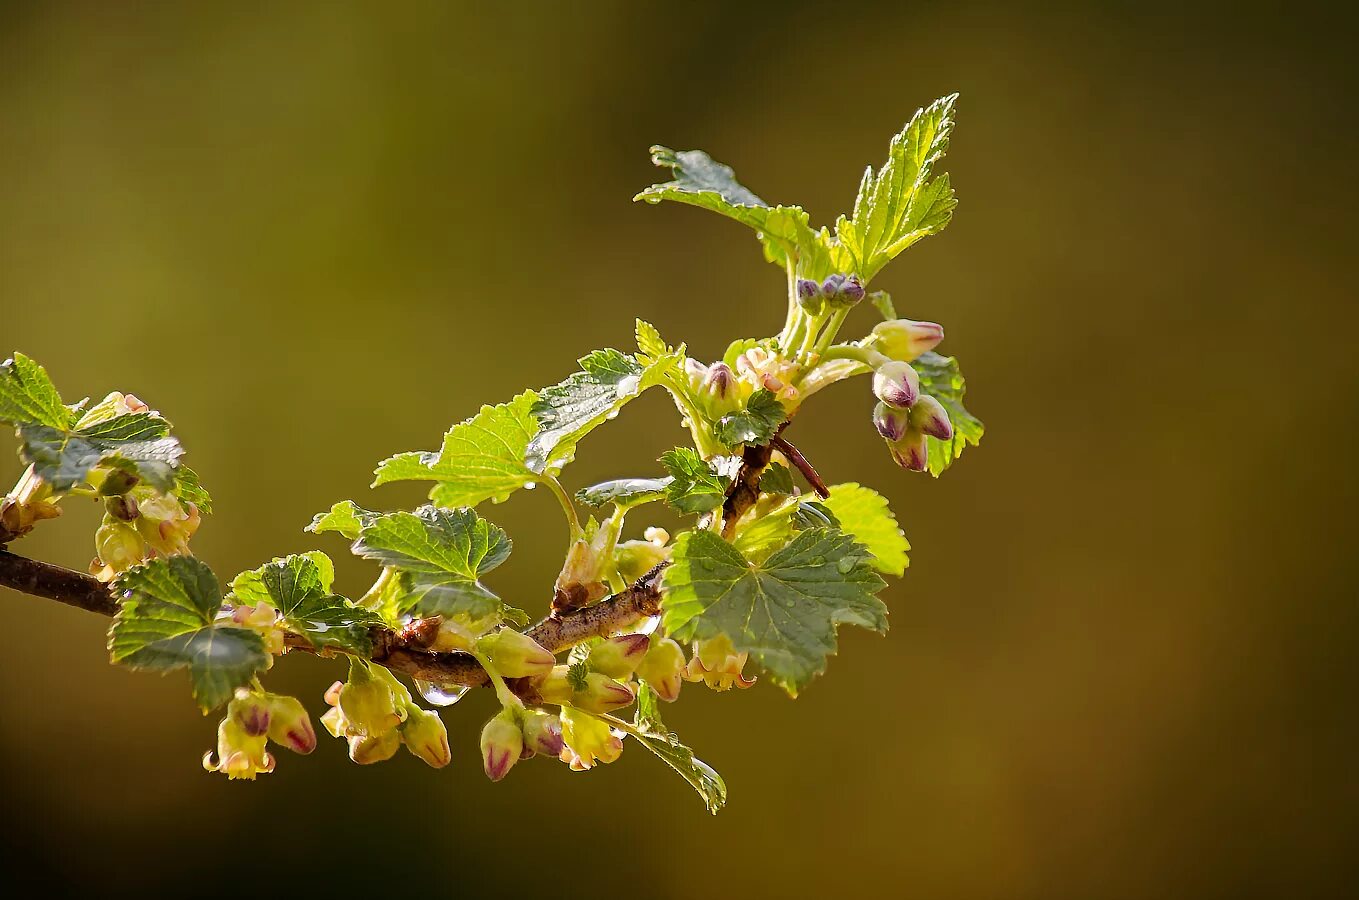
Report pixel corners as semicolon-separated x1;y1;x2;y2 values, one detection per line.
1;1;1355;896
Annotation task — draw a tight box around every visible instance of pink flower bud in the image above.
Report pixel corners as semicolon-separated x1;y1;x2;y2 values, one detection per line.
400;706;451;768
521;708;565;757
586;633;650;680
871;318;945;362
476;628;556;678
637;637;686;702
872;401;910;442
480;709;524;781
909;395;953;440
889;429;930;471
265;694;316;754
572;672;636;714
703;362;735;398
872;361;920;409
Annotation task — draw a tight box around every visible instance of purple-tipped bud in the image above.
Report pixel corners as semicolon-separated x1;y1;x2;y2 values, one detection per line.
265;694;316;754
703;362;734;398
889;429;930;472
872;361;920;409
476;628;556;679
587;633;651;680
796;278;821;302
637;637;686;702
573;672;636;714
822;274;847;297
400;706;451;768
909;395;953;440
684;357;709;382
871;318;945;362
840;275;866;305
481;709;524;782
521;708;565;757
872;401;910;442
229;690;271;738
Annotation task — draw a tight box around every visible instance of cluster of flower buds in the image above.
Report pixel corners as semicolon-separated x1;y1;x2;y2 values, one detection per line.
613;526;670;585
320;660;450;768
88;487;201;582
871;358;954;471
682;633;756;691
203;688;316;780
554;514;626;613
796;273;866;316
733;345;801;410
559;707;624;771
230;600;287;656
0;467;60;543
477;706;566;781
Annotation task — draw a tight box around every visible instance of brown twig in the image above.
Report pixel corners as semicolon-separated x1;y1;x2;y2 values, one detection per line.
0;550;668;692
720;424;785;539
770;435;830;499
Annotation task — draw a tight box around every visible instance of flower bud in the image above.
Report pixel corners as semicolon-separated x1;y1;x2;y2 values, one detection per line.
559;707;623;771
320;704;348;739
96;467;141;498
428;610;499;652
572;672;636;714
840;275;866;305
872;401;910;442
909;394;953;440
614;538;670;585
644;527;669;545
586;633;650;679
889;429;929;472
521;708;565;757
265;694;316;754
228;689;271;738
796;278;824;314
683;633;756;691
821;274;847;297
703;362;735;399
476;628;556;678
480;708;524;781
400;705;451;768
203;717;275;780
231;601;286;656
535;665;575;706
337;663;403;736
637;636;686;702
348;728;400;765
554;538;610;613
683;357;709;384
872;360;920;409
93;518;146;579
871;318;945;362
103;494;139;521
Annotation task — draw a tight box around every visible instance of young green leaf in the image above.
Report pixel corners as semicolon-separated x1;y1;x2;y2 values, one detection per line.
662;528;888;696
715;389;785;447
869;290;897;321
660;447;730;514
759;461;796;496
792;500;840;531
172;466;213;515
0;353;71;431
373;391;561;508
635;319;684;365
18;419;183;493
835;94;959;282
913;351;984;476
229;552;384;655
574;477;671;510
109;556;269;712
822;483;910;576
603;684;727;814
306;500;382;541
526;348;678;473
351;505;523;623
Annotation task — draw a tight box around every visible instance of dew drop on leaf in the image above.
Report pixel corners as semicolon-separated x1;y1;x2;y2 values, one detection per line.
524;482;537;490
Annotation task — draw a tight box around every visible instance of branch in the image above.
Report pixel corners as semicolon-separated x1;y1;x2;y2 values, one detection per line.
0;550;667;692
769;435;830;499
720;424;784;539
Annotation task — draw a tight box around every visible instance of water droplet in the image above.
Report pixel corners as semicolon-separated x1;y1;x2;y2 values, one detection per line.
605;409;620;421
524;482;537;490
415;680;469;707
616;375;641;397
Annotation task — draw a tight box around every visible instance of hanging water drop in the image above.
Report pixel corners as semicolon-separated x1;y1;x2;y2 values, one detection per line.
415;679;470;707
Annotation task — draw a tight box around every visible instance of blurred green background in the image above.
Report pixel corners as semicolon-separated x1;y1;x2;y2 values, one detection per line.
2;0;1356;896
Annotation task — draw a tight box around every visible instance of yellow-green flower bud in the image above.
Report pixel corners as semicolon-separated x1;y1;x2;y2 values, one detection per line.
870;318;945;362
586;633;650;680
637;636;686;702
400;705;451;768
476;628;556;678
348;728;400;765
559;707;623;771
265;694;316;754
480;708;524;781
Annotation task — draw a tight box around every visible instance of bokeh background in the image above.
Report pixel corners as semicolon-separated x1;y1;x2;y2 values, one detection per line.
2;0;1356;896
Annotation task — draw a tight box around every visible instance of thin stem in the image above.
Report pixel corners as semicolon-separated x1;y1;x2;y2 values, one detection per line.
471;649;523;709
543;475;582;540
816;343;890;368
809;307;850;357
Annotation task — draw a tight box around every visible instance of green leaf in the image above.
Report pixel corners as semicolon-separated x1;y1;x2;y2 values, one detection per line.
835;94;959;282
822;483;909;576
660;448;730;514
526;348;677;473
869;290;897;321
373;391;560;509
610;684;728;815
913;351;984;476
0;353;71;430
574;478;671;510
634;147;845;281
228;552;384;655
715;389;785;447
109;556;269;711
662;528;888;696
635;319;685;365
731;497;798;565
306;500;381;540
351;505;522;623
792;500;840;531
173;466;213;515
759;462;796;496
18;420;182;493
